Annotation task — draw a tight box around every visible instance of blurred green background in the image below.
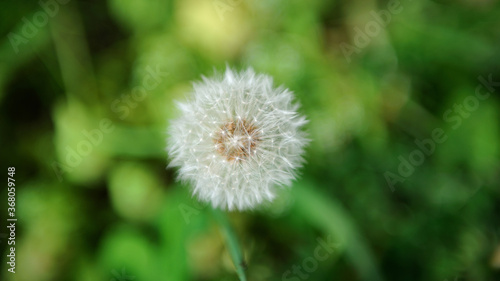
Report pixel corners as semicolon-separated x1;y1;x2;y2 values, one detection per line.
1;0;500;280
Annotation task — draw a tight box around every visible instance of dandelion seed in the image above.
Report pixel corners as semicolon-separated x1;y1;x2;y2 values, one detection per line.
167;67;309;211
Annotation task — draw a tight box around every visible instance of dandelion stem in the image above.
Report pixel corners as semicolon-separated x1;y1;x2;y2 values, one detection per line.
212;208;247;281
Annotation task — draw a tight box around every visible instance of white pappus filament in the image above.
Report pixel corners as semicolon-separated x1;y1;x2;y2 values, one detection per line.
167;67;309;211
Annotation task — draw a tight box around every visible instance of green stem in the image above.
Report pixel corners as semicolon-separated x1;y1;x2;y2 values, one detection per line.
212;208;247;281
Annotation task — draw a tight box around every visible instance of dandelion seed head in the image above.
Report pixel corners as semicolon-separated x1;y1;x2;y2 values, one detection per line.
167;67;309;211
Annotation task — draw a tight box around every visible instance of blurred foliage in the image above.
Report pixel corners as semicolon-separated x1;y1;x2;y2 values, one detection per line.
1;0;500;280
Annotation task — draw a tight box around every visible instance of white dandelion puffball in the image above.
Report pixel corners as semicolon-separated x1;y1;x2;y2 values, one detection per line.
167;67;309;211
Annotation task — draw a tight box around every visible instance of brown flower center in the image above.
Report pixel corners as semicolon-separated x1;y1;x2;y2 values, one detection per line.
214;119;260;162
